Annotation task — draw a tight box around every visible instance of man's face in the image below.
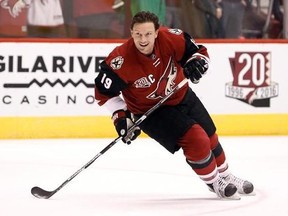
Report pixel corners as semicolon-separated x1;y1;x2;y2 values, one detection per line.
131;22;159;56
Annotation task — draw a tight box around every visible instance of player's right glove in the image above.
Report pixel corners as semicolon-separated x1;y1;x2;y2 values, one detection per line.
112;110;141;144
183;55;209;84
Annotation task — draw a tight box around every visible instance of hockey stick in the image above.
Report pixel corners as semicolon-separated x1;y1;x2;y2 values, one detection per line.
31;78;188;199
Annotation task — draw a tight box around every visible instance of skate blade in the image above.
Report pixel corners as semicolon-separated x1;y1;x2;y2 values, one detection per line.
239;191;256;196
220;193;241;200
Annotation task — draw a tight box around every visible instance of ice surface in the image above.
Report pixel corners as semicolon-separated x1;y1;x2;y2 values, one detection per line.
1;136;288;216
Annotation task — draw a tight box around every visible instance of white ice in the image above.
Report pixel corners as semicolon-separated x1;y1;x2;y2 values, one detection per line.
1;136;288;216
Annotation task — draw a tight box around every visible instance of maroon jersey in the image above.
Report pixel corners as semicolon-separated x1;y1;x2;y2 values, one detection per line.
95;27;209;115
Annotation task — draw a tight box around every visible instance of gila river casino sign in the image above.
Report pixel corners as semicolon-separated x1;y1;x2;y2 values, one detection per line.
225;52;279;107
0;51;107;116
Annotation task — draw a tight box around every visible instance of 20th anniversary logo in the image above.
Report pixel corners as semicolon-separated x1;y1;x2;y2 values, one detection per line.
225;52;279;107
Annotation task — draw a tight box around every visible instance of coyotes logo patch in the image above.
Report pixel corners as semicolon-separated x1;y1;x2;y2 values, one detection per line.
147;57;177;99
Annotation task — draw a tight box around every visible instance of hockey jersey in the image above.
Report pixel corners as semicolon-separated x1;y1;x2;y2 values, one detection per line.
94;27;209;115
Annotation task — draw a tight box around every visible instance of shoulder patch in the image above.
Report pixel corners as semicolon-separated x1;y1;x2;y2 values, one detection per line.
168;28;182;35
110;56;124;70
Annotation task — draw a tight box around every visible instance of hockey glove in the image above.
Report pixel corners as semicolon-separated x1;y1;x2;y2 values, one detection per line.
112;110;141;144
183;55;209;84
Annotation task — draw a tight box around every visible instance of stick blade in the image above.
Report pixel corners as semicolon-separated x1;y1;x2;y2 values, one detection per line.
31;186;55;199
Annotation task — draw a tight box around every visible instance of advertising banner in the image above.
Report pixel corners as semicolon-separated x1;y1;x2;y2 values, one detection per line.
0;42;121;117
192;43;287;114
0;40;287;138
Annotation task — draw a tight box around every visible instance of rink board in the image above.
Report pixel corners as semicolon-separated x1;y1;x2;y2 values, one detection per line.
0;114;287;139
0;39;287;138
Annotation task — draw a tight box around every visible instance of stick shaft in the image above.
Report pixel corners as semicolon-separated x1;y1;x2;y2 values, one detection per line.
31;79;188;199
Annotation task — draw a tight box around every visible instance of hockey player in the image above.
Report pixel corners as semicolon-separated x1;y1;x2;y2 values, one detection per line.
94;11;254;199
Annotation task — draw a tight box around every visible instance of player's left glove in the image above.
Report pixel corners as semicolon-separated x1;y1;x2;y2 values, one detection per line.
112;110;141;144
183;55;209;84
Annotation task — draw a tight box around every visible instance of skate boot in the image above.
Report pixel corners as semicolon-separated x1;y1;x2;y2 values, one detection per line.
208;177;240;200
224;174;255;195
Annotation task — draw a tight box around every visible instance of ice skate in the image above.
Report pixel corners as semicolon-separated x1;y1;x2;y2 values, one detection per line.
208;177;240;200
224;174;255;195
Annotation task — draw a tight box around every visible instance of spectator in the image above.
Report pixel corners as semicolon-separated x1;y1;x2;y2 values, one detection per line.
112;0;124;10
270;0;283;38
181;0;224;38
120;0;166;37
207;0;225;38
26;0;66;38
165;0;182;29
68;0;124;38
130;0;166;25
1;0;66;38
219;0;251;38
0;0;28;37
272;0;283;26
